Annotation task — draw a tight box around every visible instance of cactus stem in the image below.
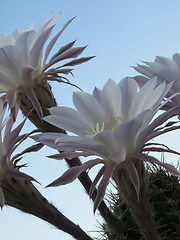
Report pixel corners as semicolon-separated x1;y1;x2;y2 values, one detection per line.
114;159;161;240
2;177;93;240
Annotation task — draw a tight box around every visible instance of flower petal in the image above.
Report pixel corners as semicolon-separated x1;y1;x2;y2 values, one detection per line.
29;26;54;67
101;79;122;120
125;161;140;200
73;92;106;125
25;88;43;118
136;153;179;176
48;151;91;160
118;77;138;119
44;106;91;136
89;165;106;198
46;158;103;187
94;162;116;213
43;17;75;66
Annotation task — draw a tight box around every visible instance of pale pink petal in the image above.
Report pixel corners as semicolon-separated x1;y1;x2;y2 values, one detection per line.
37;13;60;36
0;71;16;91
125;161;140;200
0;46;22;83
118;77;138;119
25;88;43;118
4;116;14;137
47;68;73;74
143;146;180;156
43;17;75;65
60;56;95;67
133;64;153;78
48;151;91;160
89;165;106;198
94;162;116;213
4;118;26;149
114;118;143;151
29;26;54;67
94;130;119;156
173;53;180;68
43;46;87;71
15;31;34;64
101;79;122;119
46;158;103;187
73;92;106;125
147;125;180;141
137;106;180;144
130;78;158;116
153;81;174;110
136;153;180;176
45;106;91;136
54;135;108;157
92;87;102;104
155;56;179;73
143;61;165;74
110;148;126;165
6;89;18;121
47;40;76;64
21;65;34;85
12;143;44;161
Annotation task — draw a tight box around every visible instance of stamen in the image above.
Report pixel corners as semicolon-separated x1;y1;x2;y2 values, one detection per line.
84;122;105;135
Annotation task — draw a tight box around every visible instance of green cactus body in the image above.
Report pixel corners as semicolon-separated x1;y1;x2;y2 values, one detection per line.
102;168;180;240
149;170;180;240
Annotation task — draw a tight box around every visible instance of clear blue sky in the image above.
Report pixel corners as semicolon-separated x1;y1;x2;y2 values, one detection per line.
1;1;180;239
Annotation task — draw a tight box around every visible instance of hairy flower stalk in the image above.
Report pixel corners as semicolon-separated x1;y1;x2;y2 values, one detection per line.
2;177;93;240
33;78;180;239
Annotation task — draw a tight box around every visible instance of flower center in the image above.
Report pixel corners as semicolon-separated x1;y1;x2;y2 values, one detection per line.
108;116;127;130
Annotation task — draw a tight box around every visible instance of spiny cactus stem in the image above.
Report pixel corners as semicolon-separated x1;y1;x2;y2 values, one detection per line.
114;159;161;240
2;177;92;240
19;83;125;231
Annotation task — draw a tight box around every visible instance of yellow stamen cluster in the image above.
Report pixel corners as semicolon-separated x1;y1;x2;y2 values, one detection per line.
85;122;105;135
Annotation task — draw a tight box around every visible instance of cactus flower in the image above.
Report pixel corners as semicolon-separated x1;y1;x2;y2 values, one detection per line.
134;53;180;109
0;13;93;119
0;98;43;208
33;78;180;212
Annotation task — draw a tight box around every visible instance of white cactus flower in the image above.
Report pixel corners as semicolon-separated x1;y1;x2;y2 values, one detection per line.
0;13;93;119
33;78;180;212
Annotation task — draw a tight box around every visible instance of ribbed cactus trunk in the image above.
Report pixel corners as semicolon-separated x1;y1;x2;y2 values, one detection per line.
148;169;180;240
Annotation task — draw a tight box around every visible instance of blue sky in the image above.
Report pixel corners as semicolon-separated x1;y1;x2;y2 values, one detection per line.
1;1;180;239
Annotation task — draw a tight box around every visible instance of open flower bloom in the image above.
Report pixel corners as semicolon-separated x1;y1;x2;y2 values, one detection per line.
134;53;180;109
33;78;180;212
0;97;43;208
0;13;93;119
